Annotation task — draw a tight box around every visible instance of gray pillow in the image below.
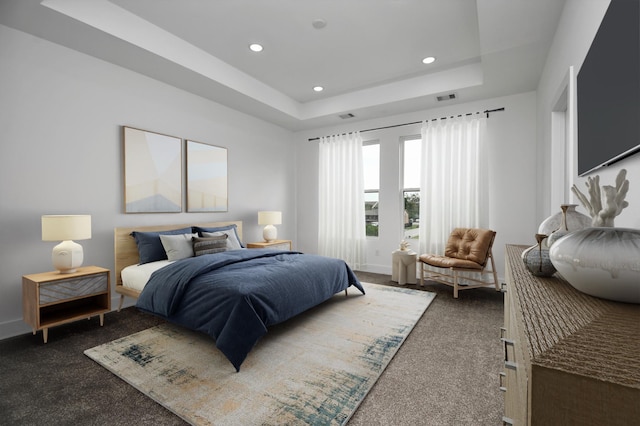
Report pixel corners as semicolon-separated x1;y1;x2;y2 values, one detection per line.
159;233;197;261
193;234;228;256
200;230;242;250
194;224;244;249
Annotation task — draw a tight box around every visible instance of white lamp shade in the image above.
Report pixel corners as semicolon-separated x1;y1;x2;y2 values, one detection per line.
258;211;282;225
258;211;281;242
42;215;91;273
42;215;92;241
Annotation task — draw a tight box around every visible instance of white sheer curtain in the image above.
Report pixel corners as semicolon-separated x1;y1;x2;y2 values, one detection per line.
318;132;366;269
418;116;489;255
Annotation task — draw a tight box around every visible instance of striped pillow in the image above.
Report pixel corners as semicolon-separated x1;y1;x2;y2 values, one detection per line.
192;234;228;256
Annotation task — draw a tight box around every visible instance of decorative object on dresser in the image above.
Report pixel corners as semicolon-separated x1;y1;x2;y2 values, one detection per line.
549;228;640;303
22;266;110;343
521;233;556;277
537;204;591;241
257;210;282;242
41;214;92;273
542;204;591;247
571;168;629;227
550;168;638;303
246;240;292;250
502;245;639;425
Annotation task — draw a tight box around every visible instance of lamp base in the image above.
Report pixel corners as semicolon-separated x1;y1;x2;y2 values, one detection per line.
52;240;84;273
263;225;277;242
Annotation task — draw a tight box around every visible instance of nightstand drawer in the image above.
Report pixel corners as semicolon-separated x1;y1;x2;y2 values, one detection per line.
246;240;293;250
39;273;108;305
265;242;292;250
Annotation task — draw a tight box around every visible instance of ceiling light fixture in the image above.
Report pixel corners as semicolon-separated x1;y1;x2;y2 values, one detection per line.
313;86;324;92
249;43;263;52
422;56;436;64
312;19;327;29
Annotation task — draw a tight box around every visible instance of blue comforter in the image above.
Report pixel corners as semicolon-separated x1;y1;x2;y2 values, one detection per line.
136;249;364;371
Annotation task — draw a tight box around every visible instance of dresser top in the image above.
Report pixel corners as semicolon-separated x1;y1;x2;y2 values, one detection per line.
506;244;640;389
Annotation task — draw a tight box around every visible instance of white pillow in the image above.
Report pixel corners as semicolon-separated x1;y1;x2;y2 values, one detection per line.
201;230;243;250
159;233;197;261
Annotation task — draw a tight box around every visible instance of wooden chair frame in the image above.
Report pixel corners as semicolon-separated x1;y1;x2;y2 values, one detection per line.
419;233;500;298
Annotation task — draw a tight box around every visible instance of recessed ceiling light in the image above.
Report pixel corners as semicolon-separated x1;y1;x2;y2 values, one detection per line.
313;86;324;92
249;43;263;52
422;56;436;64
312;19;327;29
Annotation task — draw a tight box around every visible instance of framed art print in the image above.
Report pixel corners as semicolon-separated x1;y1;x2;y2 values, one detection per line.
186;140;228;212
123;126;182;213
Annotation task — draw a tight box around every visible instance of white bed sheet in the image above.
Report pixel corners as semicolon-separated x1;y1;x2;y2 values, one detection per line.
121;260;173;292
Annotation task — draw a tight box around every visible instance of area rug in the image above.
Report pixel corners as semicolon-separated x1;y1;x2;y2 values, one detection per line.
84;283;435;425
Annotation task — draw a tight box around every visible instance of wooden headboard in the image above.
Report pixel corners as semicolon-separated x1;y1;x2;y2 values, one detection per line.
114;221;243;287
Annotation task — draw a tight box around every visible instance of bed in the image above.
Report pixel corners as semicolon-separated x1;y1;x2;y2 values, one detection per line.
114;221;364;371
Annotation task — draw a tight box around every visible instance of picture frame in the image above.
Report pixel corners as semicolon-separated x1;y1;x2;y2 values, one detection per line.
186;140;228;212
123;126;182;213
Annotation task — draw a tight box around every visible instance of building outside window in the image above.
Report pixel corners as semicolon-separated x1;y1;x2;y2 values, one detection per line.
402;137;421;242
363;142;380;237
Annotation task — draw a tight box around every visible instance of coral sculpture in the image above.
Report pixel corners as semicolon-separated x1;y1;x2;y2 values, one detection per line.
571;169;629;227
399;240;411;251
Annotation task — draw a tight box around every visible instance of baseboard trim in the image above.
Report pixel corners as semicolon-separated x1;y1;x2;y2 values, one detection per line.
356;264;392;275
0;318;32;341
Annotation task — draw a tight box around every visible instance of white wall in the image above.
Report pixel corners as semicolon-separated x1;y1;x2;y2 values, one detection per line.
0;25;296;339
295;91;538;281
538;0;640;229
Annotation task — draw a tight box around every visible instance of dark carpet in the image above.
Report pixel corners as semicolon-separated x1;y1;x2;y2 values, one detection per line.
0;273;504;425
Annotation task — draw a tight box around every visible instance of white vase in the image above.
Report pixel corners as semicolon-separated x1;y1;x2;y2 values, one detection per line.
549;227;640;304
538;204;591;235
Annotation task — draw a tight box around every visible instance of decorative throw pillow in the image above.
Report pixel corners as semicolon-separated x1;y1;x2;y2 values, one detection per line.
131;227;193;264
194;224;244;250
193;234;229;256
159;233;197;261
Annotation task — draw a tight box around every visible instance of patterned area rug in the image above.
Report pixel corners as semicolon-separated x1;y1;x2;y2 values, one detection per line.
85;283;435;425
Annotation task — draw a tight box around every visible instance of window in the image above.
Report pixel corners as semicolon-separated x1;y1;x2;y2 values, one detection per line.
402;137;421;241
363;142;380;237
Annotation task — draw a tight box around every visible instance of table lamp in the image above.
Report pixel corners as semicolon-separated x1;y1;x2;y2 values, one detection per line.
41;215;92;273
258;211;281;242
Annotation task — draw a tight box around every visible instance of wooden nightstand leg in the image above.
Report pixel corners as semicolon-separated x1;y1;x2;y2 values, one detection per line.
99;314;104;327
42;328;48;344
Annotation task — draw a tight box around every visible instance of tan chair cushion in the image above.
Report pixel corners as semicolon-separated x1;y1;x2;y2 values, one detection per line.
444;228;495;265
419;254;483;270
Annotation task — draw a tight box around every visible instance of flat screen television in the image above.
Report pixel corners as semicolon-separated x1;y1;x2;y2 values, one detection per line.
577;0;640;176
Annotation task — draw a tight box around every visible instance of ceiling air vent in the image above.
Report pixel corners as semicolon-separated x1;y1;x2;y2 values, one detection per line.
339;113;355;119
436;93;457;102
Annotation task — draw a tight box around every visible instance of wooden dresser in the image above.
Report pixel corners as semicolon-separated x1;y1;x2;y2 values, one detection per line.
502;245;639;425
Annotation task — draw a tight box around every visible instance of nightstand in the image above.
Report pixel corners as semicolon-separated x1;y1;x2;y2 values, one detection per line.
246;240;292;250
22;266;111;343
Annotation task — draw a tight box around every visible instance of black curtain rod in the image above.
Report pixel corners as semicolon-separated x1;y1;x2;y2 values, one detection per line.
308;107;505;142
